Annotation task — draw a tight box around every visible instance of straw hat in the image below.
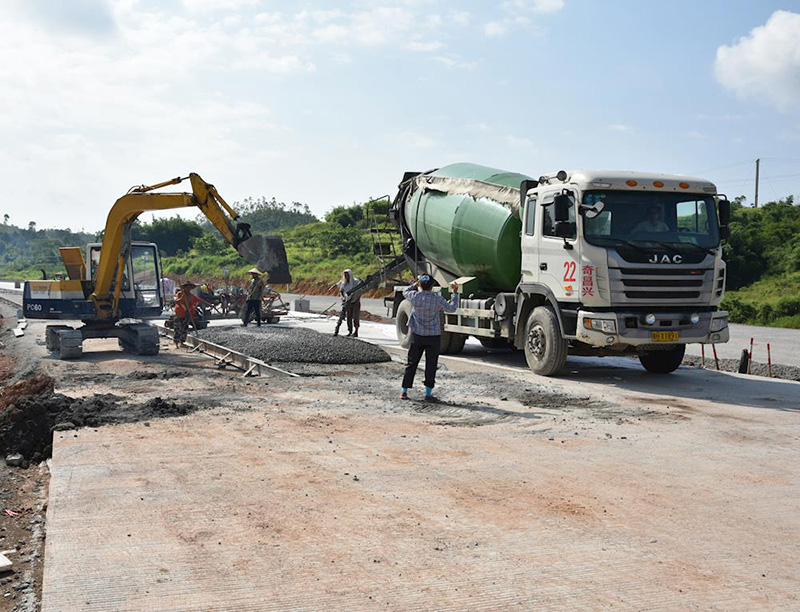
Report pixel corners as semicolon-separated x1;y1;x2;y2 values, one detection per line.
181;280;197;288
247;268;262;275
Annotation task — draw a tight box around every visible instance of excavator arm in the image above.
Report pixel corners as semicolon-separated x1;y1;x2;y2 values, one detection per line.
91;173;288;320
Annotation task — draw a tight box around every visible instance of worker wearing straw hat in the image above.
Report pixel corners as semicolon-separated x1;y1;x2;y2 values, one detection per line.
242;268;265;327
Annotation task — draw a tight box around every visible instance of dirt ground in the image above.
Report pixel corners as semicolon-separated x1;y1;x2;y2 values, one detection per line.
2;305;800;610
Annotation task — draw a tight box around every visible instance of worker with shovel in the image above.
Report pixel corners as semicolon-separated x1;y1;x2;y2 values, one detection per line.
242;268;265;327
171;280;204;345
335;268;362;337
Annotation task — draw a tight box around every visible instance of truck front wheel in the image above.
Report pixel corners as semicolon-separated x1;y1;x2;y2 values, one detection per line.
638;345;685;374
523;306;567;376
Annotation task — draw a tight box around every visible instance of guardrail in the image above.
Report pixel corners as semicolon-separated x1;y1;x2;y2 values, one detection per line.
152;323;299;378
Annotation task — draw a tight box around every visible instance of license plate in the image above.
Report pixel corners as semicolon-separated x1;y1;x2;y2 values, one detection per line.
651;331;679;342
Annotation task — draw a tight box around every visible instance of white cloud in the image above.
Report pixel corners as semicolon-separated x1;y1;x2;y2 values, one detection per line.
182;0;262;13
485;21;507;37
485;0;563;37
608;124;632;132
408;41;445;52
714;10;800;112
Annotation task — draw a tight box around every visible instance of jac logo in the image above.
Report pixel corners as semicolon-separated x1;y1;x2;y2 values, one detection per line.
649;253;683;264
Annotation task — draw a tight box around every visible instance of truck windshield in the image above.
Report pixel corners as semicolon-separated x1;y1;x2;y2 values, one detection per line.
582;191;720;249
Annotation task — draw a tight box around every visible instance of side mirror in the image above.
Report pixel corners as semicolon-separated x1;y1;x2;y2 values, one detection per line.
553;193;572;222
554;221;576;239
718;198;731;226
720;226;730;240
519;179;539;216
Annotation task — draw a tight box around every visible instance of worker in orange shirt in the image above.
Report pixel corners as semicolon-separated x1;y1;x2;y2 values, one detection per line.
172;280;204;345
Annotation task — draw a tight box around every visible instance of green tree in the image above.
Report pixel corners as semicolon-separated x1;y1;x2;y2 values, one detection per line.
132;216;204;256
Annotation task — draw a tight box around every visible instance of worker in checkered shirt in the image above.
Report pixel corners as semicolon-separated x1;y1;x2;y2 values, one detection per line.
401;274;459;402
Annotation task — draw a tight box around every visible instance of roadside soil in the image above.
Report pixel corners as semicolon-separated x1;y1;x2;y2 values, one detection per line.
0;305;48;612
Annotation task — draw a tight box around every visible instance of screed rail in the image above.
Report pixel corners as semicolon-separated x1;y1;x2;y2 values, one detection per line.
152;323;299;378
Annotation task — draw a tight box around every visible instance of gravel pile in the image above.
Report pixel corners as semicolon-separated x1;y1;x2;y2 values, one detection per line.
683;355;800;381
196;325;391;365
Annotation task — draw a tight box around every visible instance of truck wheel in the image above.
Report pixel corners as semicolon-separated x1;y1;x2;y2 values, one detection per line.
523;306;567;376
396;300;413;349
447;334;466;354
638;345;685;374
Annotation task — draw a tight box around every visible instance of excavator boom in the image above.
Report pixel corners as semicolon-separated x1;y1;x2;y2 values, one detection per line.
91;173;290;319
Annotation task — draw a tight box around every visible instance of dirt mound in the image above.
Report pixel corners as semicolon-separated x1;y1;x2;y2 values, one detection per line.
0;374;54;411
1;379;201;462
197;325;391;365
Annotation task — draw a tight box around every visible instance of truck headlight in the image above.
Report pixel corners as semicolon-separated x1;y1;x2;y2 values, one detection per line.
691;313;700;325
583;318;617;334
710;317;727;332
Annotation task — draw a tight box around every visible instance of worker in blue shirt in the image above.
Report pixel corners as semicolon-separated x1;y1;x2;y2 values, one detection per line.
401;274;459;402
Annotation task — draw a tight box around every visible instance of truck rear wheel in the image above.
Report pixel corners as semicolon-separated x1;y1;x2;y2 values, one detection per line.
638;345;685;374
446;333;466;354
523;306;567;376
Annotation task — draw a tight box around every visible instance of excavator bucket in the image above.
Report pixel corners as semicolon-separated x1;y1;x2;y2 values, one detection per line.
237;235;292;284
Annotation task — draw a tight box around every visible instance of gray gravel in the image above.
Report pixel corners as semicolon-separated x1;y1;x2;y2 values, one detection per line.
683;355;800;381
196;325;391;365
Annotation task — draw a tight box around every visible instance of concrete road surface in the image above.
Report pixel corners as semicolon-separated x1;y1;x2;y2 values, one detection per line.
30;311;799;611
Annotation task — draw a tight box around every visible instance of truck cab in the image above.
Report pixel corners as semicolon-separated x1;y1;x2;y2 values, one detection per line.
516;170;730;373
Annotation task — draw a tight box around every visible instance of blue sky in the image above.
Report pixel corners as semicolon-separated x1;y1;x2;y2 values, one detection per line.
0;0;798;230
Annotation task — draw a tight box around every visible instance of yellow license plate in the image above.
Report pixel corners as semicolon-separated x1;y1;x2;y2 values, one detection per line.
651;331;679;342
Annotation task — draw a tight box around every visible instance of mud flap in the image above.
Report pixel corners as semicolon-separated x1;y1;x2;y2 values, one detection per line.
237;235;292;284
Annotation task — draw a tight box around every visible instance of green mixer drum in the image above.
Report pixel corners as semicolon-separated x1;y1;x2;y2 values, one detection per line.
404;163;531;292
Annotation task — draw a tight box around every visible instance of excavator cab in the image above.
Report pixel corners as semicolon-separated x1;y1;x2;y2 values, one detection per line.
87;242;165;319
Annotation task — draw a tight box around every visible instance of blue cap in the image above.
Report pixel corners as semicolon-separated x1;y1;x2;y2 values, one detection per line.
420;274;432;282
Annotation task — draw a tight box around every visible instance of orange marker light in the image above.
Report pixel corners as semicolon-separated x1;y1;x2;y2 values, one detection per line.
626;180;638;187
653;181;664;188
679;182;690;189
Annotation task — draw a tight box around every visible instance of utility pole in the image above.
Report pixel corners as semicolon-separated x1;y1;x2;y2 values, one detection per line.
754;158;760;207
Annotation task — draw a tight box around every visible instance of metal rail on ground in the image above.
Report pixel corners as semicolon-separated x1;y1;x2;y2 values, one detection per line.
153;323;299;378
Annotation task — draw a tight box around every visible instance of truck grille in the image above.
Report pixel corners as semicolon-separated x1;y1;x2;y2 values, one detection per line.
607;253;716;306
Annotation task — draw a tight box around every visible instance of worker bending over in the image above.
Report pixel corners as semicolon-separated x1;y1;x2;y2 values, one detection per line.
401;275;459;402
242;268;265;327
172;280;203;345
337;268;362;337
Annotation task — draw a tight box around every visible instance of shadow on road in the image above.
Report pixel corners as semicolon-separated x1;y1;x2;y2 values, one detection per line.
450;346;800;413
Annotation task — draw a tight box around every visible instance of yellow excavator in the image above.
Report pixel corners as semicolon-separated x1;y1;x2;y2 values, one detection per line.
22;173;291;359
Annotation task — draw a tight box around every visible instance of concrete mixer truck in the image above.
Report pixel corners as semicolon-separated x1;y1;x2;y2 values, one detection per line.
381;163;731;376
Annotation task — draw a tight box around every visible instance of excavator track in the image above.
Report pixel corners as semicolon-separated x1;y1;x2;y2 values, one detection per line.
118;324;160;356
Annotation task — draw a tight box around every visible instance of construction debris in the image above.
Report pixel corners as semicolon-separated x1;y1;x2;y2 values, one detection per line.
197;325;391;364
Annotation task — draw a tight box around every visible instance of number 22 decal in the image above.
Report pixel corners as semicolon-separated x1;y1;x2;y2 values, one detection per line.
563;261;577;282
